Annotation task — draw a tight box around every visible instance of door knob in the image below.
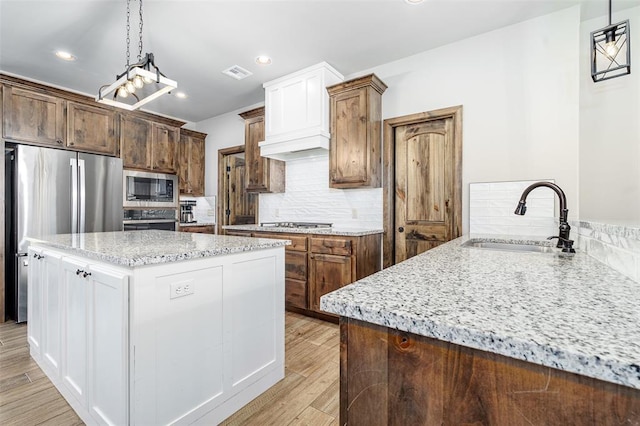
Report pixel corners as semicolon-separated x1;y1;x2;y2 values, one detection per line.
398;227;404;233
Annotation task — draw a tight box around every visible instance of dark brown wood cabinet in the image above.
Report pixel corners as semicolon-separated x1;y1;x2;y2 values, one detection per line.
67;102;118;156
178;129;206;196
2;85;65;147
180;225;215;234
239;107;285;193
120;115;152;169
150;123;179;173
327;74;387;189
224;228;381;320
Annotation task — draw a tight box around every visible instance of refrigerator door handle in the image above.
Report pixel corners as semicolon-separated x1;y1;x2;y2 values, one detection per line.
71;158;78;233
79;159;86;233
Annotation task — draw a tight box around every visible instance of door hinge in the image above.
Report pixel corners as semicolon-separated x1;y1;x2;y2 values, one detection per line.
226;166;231;172
225;209;231;217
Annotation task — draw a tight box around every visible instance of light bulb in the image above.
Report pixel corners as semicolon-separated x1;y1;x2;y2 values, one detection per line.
125;80;136;94
605;41;619;58
142;76;154;84
117;86;129;98
132;75;144;89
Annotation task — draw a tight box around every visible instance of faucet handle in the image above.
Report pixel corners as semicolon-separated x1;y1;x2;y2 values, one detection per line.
547;236;576;253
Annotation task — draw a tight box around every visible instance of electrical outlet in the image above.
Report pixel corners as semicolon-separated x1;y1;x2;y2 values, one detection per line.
352;208;358;219
170;281;195;299
275;208;280;218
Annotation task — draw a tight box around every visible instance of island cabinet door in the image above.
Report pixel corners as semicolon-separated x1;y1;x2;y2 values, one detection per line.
27;248;44;358
41;250;64;379
308;253;353;313
61;257;91;407
86;264;129;426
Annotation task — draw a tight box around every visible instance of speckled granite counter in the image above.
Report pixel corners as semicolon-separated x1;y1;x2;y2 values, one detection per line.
320;234;640;390
222;224;383;237
178;222;216;227
29;230;288;267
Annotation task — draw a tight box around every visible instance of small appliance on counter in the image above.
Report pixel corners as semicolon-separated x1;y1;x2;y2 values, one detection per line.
180;199;197;224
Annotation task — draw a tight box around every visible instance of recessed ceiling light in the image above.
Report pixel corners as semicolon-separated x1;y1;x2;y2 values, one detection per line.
175;92;188;99
55;50;76;61
404;0;425;4
255;55;272;65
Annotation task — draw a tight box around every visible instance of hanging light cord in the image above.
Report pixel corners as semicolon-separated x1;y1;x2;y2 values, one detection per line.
138;0;144;61
125;0;130;67
124;0;144;67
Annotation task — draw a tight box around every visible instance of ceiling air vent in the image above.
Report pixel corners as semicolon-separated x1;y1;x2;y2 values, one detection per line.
222;65;253;80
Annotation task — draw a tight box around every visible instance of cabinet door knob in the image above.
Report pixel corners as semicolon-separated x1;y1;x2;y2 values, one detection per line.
56;139;63;144
76;269;84;275
398;227;404;233
83;271;92;278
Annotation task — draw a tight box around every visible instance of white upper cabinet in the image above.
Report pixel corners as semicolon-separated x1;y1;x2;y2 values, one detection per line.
260;62;343;161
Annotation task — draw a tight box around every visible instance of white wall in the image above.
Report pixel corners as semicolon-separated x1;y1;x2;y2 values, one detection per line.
195;102;263;196
198;7;582;233
579;6;640;225
353;6;581;234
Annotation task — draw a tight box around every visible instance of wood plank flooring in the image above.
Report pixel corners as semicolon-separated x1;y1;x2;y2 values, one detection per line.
0;312;339;425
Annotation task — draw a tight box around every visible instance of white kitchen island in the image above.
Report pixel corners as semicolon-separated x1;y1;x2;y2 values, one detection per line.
27;230;287;426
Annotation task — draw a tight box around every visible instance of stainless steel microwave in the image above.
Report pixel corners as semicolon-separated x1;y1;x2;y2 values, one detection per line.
123;170;178;208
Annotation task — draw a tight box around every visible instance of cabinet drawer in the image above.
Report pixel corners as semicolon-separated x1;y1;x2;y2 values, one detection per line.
257;233;307;252
310;237;352;256
285;278;307;309
285;251;307;281
181;226;215;234
224;230;252;237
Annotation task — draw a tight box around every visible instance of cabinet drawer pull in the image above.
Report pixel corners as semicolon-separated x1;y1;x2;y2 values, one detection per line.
83;271;92;278
76;269;84;275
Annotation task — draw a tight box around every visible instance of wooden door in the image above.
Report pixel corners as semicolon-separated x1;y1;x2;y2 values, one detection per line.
394;117;456;263
308;253;352;313
177;134;191;194
151;123;178;173
225;155;257;225
3;86;66;147
120;115;152;169
67;102;118;156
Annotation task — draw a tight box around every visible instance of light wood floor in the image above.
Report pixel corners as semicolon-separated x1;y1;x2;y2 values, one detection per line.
0;312;340;425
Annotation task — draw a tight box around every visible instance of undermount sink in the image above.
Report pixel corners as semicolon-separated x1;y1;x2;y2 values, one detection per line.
461;240;556;253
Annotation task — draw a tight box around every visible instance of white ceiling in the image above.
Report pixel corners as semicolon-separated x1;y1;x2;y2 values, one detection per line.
1;0;638;123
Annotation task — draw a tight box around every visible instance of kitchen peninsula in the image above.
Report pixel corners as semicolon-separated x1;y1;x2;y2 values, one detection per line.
321;235;640;425
27;230;287;426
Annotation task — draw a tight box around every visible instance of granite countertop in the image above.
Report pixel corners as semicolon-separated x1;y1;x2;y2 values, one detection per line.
178;222;216;227
320;234;640;390
29;230;288;267
222;224;383;237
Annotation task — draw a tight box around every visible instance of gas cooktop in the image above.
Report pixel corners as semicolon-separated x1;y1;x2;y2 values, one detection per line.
260;222;332;229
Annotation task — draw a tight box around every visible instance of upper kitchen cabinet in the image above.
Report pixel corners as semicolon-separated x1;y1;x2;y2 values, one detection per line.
327;74;387;189
2;85;66;147
178;128;206;196
151;123;179;174
120;115;152;169
67;102;118;156
240;107;285;193
260;62;344;161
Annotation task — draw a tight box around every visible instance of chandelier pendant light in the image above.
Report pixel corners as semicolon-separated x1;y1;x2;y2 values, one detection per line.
97;0;177;110
590;0;631;82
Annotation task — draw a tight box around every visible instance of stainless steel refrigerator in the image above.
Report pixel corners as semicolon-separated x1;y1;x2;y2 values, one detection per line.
4;144;123;322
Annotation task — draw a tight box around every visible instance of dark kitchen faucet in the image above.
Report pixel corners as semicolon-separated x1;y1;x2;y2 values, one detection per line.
514;182;575;253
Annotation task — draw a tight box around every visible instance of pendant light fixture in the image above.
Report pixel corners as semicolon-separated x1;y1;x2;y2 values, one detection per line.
97;0;177;110
590;0;630;82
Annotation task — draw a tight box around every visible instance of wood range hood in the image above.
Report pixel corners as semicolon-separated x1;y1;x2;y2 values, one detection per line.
259;62;344;161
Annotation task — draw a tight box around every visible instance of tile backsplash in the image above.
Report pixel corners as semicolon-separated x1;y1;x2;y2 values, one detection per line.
577;221;640;283
259;155;382;228
470;180;556;236
180;196;217;224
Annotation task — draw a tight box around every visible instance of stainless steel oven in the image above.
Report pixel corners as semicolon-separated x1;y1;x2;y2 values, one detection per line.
123;170;178;208
123;209;177;231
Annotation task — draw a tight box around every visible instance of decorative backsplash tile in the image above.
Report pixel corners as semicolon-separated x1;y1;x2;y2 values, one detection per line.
577;221;640;283
470;180;556;236
259;155;382;228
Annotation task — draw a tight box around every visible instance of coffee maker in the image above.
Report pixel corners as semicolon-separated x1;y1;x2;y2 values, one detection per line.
180;200;196;223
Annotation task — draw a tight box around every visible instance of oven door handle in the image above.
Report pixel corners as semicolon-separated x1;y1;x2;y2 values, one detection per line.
122;219;178;224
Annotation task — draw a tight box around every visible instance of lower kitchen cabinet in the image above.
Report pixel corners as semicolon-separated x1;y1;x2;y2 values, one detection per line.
28;248;129;426
180;225;216;234
224;229;381;320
